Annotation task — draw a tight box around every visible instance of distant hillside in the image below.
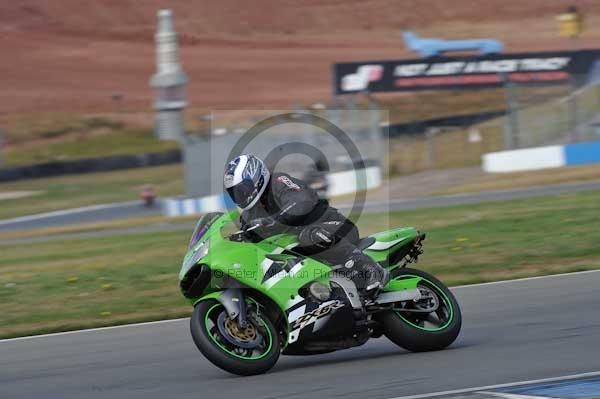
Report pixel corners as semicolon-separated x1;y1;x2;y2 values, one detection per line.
2;0;598;37
1;0;599;114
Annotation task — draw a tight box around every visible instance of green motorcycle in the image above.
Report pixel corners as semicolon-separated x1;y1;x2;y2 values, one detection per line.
179;210;461;376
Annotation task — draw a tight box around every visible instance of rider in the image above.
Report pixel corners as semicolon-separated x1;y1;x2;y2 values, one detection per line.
223;154;389;295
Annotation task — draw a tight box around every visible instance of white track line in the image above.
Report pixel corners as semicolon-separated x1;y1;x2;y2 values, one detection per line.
388;370;600;399
451;268;600;289
478;392;552;399
1;269;599;344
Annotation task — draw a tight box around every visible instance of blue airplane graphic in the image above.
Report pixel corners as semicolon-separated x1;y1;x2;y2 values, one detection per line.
403;31;504;57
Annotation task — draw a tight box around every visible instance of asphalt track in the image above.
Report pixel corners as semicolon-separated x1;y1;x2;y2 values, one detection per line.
0;200;162;232
1;180;600;233
2;270;600;399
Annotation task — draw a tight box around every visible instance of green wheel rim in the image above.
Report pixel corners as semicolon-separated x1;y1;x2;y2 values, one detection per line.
394;275;454;332
204;303;273;360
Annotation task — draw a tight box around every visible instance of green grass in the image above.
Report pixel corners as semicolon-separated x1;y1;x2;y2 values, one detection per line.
387;83;600;176
0;164;184;220
2;157;600;223
1;189;600;338
0;230;191;338
0;113;179;166
435;163;600;195
0;84;575;171
5;128;179;166
360;190;600;285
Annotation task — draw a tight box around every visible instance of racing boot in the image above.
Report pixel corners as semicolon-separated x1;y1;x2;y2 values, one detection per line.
343;252;390;298
362;262;390;297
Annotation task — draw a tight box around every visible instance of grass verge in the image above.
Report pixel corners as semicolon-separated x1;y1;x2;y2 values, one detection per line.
0;164;184;220
1;189;599;339
0;113;179;166
0;215;196;242
435;164;600;195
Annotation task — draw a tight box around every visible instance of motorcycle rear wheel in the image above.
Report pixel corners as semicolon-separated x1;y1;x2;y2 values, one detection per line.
378;268;461;352
190;299;281;376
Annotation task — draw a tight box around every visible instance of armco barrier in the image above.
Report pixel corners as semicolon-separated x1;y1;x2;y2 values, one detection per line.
564;140;600;165
483;140;600;173
326;166;381;197
163;167;382;217
0;150;181;182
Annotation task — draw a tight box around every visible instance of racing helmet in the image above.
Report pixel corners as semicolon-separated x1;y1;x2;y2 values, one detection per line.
223;154;270;210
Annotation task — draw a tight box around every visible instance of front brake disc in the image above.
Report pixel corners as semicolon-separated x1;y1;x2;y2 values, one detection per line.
217;311;263;349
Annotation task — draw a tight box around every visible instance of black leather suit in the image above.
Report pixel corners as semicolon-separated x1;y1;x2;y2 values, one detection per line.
240;173;384;290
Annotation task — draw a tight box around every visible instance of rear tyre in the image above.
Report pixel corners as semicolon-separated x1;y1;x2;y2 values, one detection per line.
190;299;280;376
378;268;461;352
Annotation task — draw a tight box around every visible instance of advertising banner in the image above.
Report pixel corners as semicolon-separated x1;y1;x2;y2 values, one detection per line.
333;50;600;94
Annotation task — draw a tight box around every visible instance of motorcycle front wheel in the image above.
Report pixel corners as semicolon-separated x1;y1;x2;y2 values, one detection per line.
377;268;462;352
190;299;281;376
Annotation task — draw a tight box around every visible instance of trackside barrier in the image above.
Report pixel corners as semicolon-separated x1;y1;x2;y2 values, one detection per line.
0;150;182;182
326;166;381;197
483;140;600;173
163;167;381;217
564;140;600;165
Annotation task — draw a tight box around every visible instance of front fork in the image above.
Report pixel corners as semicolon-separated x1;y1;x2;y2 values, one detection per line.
196;288;248;328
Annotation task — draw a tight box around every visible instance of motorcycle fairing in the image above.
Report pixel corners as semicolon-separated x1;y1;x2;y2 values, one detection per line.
364;227;420;267
284;289;355;347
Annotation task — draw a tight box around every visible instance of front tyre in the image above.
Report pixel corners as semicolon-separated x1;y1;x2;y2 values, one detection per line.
190;299;280;376
378;268;461;352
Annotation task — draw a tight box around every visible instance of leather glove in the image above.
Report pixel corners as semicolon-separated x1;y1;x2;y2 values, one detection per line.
299;226;335;249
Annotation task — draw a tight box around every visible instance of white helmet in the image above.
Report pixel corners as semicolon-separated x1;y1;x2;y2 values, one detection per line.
223;154;270;210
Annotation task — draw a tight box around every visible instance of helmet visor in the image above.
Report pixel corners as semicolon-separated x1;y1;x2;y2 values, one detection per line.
226;175;264;209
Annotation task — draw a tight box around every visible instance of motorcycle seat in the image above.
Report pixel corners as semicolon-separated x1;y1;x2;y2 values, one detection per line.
357;236;376;251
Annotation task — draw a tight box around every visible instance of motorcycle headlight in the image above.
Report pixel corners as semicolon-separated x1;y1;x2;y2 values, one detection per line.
180;239;210;280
